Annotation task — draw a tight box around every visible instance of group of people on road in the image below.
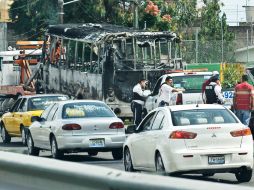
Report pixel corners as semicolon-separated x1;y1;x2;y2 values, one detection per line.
131;71;254;130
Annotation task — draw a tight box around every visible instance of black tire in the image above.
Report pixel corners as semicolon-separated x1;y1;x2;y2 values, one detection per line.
21;127;27;145
88;150;98;156
235;168;252;183
1;124;11;144
124;148;135;172
155;152;167;175
27;132;40;156
51;136;63;159
112;148;123;160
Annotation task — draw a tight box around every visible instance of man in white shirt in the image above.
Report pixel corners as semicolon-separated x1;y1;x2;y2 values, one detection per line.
131;79;149;126
157;76;182;107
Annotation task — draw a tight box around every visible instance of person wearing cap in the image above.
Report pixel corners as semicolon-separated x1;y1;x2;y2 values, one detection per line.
233;74;254;125
157;76;182;107
201;71;219;103
204;75;225;104
131;79;150;126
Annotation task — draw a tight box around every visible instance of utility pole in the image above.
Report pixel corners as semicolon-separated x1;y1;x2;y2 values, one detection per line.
221;19;224;63
58;0;64;24
133;1;139;29
58;0;79;24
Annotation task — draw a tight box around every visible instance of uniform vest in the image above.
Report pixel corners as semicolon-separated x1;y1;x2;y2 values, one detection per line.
132;92;146;102
205;83;218;104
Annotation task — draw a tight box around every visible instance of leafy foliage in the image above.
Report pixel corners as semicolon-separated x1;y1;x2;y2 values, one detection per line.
9;0;58;40
198;0;235;63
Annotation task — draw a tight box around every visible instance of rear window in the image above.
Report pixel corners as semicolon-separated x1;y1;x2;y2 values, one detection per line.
62;102;115;119
28;96;68;111
172;75;211;93
171;109;238;126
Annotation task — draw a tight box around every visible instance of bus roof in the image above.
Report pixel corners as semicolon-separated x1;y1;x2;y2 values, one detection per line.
47;23;180;43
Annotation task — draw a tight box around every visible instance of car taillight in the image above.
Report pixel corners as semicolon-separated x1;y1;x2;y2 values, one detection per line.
169;131;197;139
176;93;183;105
62;124;81;130
109;122;124;129
230;128;251;137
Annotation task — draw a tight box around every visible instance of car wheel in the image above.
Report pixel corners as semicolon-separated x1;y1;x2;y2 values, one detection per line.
155;152;166;175
21;127;27;145
1;124;11;144
124;148;135;172
51;136;63;159
202;173;215;177
88;150;98;156
27;133;39;156
112;148;123;160
235;168;252;183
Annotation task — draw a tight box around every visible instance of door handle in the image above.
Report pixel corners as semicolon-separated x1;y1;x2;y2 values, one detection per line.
155;99;157;103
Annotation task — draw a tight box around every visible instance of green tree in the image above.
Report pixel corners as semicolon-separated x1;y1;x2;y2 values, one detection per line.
9;0;58;40
198;0;234;63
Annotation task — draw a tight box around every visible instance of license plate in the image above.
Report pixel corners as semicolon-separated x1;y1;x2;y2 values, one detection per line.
208;155;225;165
89;139;105;147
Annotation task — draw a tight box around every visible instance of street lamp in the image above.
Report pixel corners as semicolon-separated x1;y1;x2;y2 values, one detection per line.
58;0;79;24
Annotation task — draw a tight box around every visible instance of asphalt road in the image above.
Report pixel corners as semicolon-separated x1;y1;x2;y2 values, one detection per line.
0;137;254;187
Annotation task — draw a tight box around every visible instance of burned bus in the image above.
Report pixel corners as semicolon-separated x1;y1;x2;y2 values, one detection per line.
42;23;181;119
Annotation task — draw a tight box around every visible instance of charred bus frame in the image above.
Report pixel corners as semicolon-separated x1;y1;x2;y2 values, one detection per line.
42;23;181;119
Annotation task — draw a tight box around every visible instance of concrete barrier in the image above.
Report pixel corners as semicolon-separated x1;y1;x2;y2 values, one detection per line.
0;151;252;190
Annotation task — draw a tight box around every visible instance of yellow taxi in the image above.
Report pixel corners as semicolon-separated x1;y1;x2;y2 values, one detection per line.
0;94;68;144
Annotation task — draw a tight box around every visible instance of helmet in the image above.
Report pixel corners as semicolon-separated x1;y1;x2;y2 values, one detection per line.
212;71;219;76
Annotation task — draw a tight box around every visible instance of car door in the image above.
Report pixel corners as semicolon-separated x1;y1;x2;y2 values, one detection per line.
4;98;23;134
32;104;54;147
130;111;156;169
147;111;166;168
145;78;162;112
12;98;28;134
39;103;59;149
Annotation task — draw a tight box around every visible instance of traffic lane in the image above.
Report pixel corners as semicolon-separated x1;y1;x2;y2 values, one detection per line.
0;137;124;170
0;138;253;186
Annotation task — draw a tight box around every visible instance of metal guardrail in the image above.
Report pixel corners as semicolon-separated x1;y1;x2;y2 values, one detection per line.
0;151;252;190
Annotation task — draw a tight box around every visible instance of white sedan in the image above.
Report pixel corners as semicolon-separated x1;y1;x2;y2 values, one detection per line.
27;100;126;160
124;104;253;182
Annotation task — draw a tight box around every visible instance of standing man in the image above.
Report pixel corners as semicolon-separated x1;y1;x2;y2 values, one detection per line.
131;79;149;126
233;74;254;125
202;71;219;103
157;76;182;107
204;76;225;104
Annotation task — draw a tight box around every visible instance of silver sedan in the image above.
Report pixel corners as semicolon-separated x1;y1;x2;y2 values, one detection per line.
27;100;126;160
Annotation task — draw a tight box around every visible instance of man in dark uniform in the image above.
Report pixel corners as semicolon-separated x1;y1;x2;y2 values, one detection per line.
204;76;224;105
131;79;149;126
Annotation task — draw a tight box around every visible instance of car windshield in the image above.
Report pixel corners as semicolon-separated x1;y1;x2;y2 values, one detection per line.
28;96;68;111
171;109;238;126
62;102;115;119
172;74;211;93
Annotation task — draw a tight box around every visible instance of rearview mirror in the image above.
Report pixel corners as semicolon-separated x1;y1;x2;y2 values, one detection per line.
125;124;137;134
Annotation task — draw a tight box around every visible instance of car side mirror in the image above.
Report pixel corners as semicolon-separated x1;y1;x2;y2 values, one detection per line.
125;124;137;134
31;116;44;122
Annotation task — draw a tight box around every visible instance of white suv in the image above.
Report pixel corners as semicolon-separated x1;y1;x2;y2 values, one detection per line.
145;71;233;112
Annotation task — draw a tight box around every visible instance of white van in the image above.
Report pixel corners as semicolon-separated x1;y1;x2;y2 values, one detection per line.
145;71;233;112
